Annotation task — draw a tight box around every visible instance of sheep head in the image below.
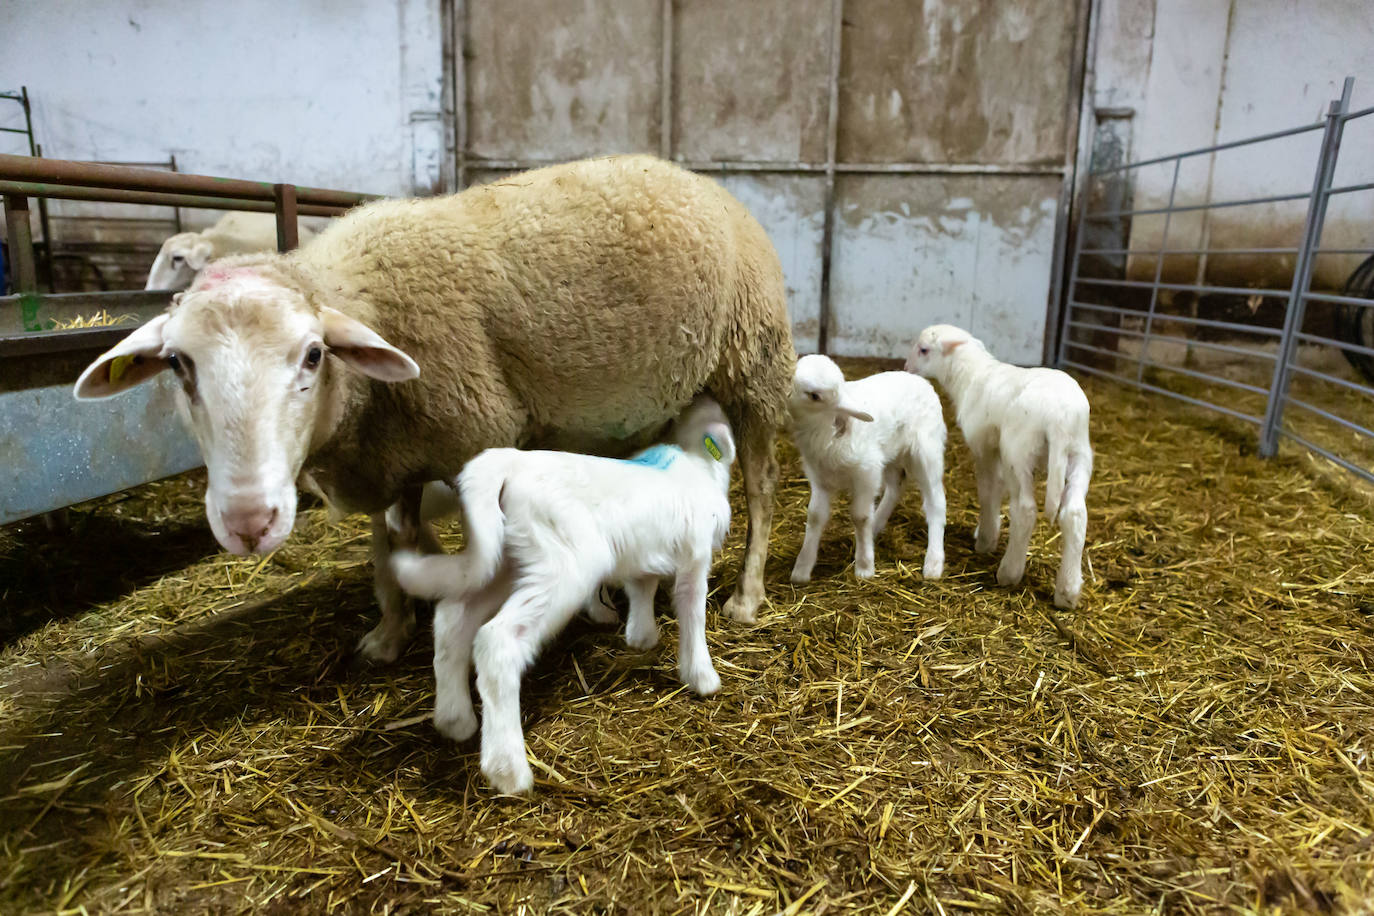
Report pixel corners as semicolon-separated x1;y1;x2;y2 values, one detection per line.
145;231;216;291
75;263;419;556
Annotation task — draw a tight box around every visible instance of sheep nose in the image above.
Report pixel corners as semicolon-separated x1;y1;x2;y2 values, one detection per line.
222;504;279;551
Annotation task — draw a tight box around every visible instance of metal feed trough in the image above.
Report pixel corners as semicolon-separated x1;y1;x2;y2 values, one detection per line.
0;155;377;524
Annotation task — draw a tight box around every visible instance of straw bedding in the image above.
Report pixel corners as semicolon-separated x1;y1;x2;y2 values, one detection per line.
1;361;1371;914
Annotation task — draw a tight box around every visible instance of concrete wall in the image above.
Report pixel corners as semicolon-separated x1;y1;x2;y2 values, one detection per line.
1090;0;1374;289
0;0;446;211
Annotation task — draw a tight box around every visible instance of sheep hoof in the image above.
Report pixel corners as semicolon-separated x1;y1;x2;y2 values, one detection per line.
922;555;944;580
721;591;759;625
789;564;812;585
356;625;410;665
434;707;478;743
854;562;875;579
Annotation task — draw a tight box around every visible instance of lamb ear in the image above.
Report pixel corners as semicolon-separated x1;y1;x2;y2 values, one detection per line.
701;421;737;465
320;306;420;382
73;314;173;400
186;238;215;270
941;337;967;356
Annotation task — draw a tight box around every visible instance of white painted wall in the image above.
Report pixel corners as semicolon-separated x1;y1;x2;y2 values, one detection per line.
0;0;446;217
1091;0;1374;287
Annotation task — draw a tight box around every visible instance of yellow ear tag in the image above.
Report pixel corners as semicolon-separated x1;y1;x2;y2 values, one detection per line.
108;354;135;385
703;434;723;461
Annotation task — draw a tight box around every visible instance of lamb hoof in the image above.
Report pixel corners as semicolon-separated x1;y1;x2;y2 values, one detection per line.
1054;578;1082;610
996;564;1024;588
722;590;759;625
684;663;721;697
854;562;875;580
484;758;535;796
356;625;410;665
434;707;478;743
584;586;619;625
922;554;944;580
625;621;660;651
790;564;812;585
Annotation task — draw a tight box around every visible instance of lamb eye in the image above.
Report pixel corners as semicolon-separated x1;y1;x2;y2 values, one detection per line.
808;392;821;401
171;255;184;266
305;346;323;369
167;353;182;372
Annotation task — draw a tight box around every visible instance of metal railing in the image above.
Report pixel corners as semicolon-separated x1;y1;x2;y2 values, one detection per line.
1;154;380;355
1057;78;1374;485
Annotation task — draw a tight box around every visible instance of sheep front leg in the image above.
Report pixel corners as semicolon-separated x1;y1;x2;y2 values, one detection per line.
997;464;1037;587
791;485;832;584
722;420;778;624
674;560;721;696
850;473;881;579
359;484;427;663
624;576;661;650
972;451;1004;554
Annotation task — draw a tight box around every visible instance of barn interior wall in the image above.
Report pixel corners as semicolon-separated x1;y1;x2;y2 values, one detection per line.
4;0;1085;363
1091;0;1374;290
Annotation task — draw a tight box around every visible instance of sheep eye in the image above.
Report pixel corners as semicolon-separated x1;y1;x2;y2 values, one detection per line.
919;346;929;356
167;353;182;372
171;255;184;266
808;391;821;401
305;346;323;369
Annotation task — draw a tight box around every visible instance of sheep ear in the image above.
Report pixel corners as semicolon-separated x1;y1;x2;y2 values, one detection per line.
701;421;736;465
941;337;966;356
320;306;420;382
73;314;173;400
186;238;215;270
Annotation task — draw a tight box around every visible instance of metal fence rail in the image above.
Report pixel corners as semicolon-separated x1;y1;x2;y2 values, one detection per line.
1057;77;1374;485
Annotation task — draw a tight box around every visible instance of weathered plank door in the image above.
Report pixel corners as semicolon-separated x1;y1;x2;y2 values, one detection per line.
455;0;1086;363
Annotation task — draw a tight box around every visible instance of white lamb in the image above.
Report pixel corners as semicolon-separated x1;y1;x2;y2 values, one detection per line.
390;397;735;795
905;324;1093;609
788;355;947;583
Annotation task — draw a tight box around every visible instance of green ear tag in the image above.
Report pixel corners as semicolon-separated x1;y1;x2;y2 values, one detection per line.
703;434;723;461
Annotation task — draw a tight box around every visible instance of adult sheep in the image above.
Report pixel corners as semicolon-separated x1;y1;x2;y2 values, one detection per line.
75;155;793;662
145;212;317;291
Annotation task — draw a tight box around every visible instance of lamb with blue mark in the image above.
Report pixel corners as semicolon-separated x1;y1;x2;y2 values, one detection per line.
390;396;736;795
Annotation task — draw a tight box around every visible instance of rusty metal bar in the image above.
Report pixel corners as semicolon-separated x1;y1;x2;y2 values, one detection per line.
0;180;344;216
3;194;38;295
0;154;377;208
467;155;1064;177
816;0;844;355
454;0;469;189
273;183;299;252
659;0;673;159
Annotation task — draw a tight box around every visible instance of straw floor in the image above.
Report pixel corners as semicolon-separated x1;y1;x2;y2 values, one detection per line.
1;364;1372;914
